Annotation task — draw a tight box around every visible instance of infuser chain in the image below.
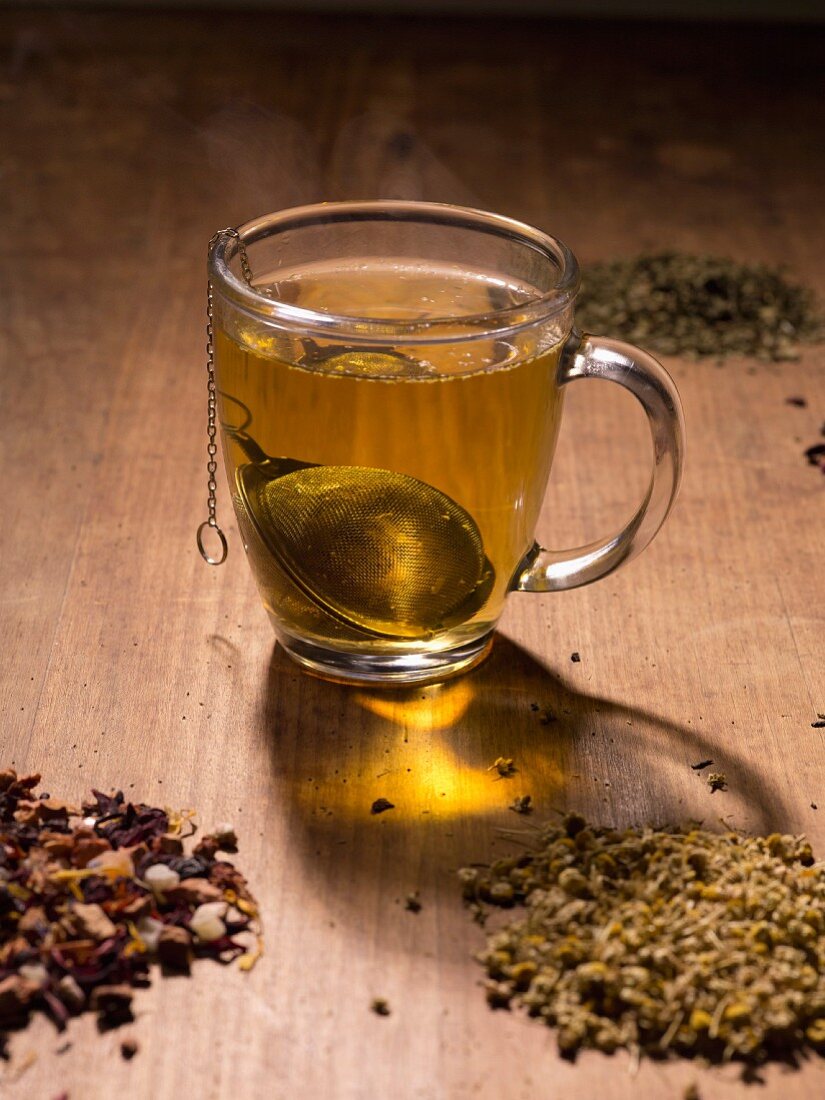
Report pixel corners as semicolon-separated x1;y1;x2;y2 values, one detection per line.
197;227;253;566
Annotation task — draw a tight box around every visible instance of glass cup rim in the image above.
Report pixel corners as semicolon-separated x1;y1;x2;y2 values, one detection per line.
208;200;580;346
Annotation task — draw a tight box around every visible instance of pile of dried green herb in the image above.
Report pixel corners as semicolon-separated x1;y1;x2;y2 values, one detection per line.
460;813;825;1066
576;253;823;361
0;769;261;1050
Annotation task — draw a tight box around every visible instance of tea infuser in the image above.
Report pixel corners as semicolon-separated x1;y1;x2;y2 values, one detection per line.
229;429;494;638
198;227;495;638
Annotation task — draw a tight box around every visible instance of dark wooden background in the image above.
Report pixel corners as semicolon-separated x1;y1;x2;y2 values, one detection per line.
1;10;824;1098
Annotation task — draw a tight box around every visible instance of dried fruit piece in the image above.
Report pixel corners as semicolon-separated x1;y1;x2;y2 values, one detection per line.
166;878;222;905
144;863;181;894
70;903;117;942
189;902;228;943
157;925;193;973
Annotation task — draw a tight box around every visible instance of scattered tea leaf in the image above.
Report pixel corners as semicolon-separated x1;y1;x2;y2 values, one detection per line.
370;798;395;815
404;893;422;914
690;759;713;771
371;998;391;1016
804;443;825;473
576;253;824;361
570;652;581;663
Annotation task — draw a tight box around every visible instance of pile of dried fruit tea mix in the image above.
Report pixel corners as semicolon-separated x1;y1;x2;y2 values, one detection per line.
575;253;823;361
460;812;825;1067
0;769;261;1050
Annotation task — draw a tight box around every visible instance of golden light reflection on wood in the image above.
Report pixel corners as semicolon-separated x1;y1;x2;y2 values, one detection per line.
352;679;475;730
290;673;565;823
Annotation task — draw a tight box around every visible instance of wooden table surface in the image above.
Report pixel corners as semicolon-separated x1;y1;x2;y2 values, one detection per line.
1;10;824;1099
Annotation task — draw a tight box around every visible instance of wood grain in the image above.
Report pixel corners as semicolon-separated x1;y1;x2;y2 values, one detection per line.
0;11;823;1099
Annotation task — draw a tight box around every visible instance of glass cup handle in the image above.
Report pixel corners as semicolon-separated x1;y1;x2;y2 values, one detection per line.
513;330;685;593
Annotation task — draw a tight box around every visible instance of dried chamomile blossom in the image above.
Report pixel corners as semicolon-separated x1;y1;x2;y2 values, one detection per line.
510;795;533;815
405;893;422;914
488;758;517;778
460;813;824;1067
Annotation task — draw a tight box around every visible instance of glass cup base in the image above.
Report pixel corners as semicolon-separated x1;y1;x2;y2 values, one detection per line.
274;629;495;686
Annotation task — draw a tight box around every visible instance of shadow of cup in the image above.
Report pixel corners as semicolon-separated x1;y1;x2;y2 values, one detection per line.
258;634;789;939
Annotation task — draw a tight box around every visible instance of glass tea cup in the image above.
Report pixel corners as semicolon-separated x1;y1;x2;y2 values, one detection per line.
201;201;684;685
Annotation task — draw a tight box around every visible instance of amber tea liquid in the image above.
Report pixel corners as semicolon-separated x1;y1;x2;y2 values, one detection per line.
215;261;564;657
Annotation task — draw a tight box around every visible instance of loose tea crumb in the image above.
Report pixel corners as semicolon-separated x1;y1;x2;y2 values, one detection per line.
707;772;728;793
690;760;713;771
786;396;808;407
570;652;581;663
0;768;262;1050
120;1037;139;1060
488;758;517;778
91;985;133;1030
531;703;556;723
684;1085;701;1100
371;998;391;1016
576;253;824;361
370;798;395;815
405;893;422;914
510;795;533;816
459;813;823;1066
804;443;825;474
